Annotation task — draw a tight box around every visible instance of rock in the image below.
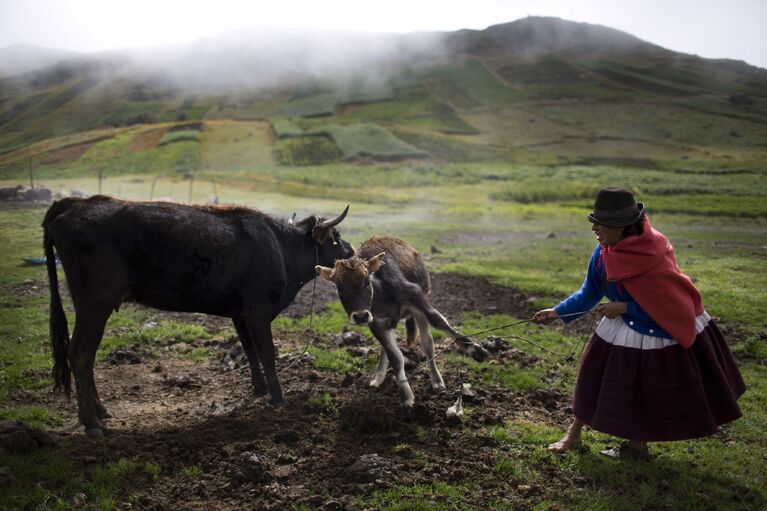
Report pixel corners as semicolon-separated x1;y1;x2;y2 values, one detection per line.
235;451;271;483
430;245;442;254
274;430;300;444
0;420;57;453
163;374;203;389
104;347;141;365
344;454;388;483
333;331;367;347
72;492;88;508
221;342;247;371
517;484;535;495
276;453;297;465
481;336;510;354
347;346;370;358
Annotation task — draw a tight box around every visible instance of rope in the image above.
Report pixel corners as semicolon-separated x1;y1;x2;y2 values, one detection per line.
423;309;597;366
278;244;320;374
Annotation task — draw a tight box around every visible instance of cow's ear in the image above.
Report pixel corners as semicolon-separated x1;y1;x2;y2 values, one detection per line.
367;252;386;273
315;265;334;281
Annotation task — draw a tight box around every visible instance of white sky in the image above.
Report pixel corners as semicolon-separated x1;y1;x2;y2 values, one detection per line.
1;0;766;69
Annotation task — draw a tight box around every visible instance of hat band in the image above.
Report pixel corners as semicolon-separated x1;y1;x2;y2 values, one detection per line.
593;204;639;218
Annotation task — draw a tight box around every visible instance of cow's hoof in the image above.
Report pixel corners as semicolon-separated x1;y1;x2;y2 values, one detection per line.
85;427;104;438
270;395;287;406
431;382;447;391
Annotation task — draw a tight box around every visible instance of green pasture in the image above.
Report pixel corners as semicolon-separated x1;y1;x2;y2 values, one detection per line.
335;83;477;134
200;121;275;171
274;93;338;118
1;159;766;509
417;59;526;110
533;100;767;157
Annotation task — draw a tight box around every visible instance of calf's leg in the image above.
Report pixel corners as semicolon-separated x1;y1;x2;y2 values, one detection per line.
370;346;389;388
418;301;489;362
370;322;414;409
413;311;445;390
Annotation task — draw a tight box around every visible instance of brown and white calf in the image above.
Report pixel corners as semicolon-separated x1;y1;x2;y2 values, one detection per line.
316;235;486;410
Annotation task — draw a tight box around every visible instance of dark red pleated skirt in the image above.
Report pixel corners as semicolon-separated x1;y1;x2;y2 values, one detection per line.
573;314;746;442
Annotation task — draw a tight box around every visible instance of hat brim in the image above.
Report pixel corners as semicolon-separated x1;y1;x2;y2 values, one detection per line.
587;203;645;227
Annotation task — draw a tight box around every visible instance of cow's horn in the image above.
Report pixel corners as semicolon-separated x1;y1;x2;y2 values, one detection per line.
319;205;349;229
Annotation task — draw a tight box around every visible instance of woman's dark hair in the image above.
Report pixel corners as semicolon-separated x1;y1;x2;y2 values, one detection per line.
622;218;644;238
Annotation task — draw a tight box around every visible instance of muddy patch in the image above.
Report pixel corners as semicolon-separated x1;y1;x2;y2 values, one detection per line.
17;272;741;509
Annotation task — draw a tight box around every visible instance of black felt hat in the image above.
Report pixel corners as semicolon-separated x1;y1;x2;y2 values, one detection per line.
587;187;645;227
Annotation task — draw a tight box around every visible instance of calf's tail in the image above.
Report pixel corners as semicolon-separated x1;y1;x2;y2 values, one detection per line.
43;205;71;396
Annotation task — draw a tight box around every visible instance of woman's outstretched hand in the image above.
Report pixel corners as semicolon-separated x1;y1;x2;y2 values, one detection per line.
596;301;628;319
533;308;559;324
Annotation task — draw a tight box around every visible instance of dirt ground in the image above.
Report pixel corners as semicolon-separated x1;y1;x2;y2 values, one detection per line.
22;274;596;510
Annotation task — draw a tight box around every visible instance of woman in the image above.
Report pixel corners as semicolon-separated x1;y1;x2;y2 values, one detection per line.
533;187;746;459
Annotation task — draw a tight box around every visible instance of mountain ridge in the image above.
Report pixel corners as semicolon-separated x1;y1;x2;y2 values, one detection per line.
1;15;765;176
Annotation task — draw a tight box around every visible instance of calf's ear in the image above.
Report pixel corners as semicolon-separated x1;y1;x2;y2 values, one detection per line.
315;265;334;281
366;252;386;273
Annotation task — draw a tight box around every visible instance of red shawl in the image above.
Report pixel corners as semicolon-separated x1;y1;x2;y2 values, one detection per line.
601;216;703;348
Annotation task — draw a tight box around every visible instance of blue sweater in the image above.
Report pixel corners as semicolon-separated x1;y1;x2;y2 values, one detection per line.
554;245;671;338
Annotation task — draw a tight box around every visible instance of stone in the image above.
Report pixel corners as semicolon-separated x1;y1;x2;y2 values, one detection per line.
343;454;388;483
236;451;271;483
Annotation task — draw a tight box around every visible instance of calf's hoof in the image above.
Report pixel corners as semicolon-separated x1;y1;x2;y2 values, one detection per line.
369;375;386;388
456;338;489;362
431;381;447;391
397;385;415;411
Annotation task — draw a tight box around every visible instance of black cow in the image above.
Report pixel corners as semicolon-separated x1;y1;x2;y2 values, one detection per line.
43;195;353;437
316;235;487;410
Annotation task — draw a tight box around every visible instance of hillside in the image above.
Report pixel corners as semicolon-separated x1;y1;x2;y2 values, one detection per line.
1;16;766;182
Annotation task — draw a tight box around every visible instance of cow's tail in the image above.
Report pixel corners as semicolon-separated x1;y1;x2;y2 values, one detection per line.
43;202;71;396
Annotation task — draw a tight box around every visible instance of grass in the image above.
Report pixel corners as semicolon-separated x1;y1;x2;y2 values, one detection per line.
200;120;275;171
274;93;338;118
157;129;200;146
274;135;343;166
364;481;474;511
485;418;767;510
418;59;526;109
308;124;430;161
0;454;151;510
305;391;339;417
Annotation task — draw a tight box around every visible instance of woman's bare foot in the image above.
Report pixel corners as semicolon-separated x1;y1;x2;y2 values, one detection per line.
548;434;581;452
548;418;584;453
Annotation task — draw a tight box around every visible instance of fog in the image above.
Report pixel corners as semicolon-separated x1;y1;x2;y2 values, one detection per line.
1;0;765;70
